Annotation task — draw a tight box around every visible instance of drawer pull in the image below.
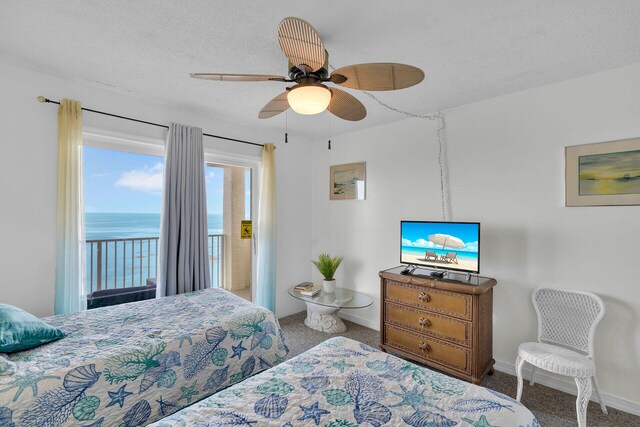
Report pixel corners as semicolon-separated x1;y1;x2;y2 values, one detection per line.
418;317;432;327
418;292;431;302
418;342;431;352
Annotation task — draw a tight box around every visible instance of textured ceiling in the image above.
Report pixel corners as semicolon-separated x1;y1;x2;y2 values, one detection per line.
1;1;640;139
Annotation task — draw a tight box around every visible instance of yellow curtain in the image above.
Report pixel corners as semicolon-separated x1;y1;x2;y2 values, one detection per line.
55;99;86;314
255;143;276;312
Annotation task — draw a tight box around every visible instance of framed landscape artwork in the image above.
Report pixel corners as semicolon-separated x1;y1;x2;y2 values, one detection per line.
565;137;640;206
330;162;366;200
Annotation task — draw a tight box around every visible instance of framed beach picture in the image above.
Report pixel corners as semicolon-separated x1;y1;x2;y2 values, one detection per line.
330;162;366;200
565;137;640;206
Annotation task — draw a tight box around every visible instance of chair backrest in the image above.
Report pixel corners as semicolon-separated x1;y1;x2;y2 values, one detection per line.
532;287;604;358
426;250;436;256
446;252;456;259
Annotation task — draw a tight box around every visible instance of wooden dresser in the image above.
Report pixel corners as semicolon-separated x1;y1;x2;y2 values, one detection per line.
379;267;496;384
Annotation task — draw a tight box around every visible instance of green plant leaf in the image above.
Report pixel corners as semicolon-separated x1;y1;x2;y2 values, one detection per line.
311;253;343;280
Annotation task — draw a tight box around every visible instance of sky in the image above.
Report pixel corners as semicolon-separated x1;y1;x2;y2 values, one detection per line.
401;221;479;253
579;149;640;179
83;147;245;215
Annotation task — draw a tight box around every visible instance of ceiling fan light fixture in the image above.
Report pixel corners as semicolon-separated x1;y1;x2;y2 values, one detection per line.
194;17;422;122
287;85;332;115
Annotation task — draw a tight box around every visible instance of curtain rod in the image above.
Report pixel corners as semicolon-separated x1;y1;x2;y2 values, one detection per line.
37;96;266;148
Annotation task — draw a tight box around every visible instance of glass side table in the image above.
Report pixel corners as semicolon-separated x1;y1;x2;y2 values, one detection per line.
288;286;373;333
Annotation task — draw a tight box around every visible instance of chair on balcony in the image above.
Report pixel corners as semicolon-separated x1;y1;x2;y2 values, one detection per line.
516;287;607;427
87;284;156;310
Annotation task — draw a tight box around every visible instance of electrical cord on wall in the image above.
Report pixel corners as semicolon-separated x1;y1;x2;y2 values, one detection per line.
300;62;451;220
360;90;449;222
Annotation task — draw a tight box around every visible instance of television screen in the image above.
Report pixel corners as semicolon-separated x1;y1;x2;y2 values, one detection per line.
401;221;480;274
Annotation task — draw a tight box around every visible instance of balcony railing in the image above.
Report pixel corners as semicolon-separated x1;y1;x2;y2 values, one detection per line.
86;234;224;293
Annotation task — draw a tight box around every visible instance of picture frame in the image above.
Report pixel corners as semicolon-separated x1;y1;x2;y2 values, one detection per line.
330;162;366;200
565;137;640;206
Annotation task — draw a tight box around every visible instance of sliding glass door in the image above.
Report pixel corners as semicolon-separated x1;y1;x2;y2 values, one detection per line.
83;139;258;307
206;163;252;301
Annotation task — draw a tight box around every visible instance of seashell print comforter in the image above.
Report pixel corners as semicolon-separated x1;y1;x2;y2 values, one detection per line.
0;288;288;427
150;336;538;427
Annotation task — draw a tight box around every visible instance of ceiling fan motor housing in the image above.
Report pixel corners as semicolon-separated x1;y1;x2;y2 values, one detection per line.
287;50;330;81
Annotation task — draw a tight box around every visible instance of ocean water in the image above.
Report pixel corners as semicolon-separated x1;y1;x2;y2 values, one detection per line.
86;212;222;240
85;212;223;292
401;246;478;260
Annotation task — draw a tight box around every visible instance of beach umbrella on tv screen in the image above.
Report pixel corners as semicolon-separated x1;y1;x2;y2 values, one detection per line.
428;234;465;250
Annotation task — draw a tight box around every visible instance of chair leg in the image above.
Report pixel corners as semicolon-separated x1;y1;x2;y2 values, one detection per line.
592;375;608;414
575;377;593;427
529;366;537;386
515;355;526;401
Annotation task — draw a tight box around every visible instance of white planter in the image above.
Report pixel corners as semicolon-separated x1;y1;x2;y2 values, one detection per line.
323;279;336;293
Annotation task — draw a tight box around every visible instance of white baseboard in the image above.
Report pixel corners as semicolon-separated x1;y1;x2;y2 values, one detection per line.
338;311;380;331
494;360;640;417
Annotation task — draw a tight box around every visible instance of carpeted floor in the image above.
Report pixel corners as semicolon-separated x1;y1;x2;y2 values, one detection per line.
279;311;639;427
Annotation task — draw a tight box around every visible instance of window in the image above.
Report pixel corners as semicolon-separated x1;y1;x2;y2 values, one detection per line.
205;165;223;288
83;144;255;307
83;147;164;303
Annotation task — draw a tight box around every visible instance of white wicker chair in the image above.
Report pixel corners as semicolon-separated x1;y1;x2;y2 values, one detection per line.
516;287;607;427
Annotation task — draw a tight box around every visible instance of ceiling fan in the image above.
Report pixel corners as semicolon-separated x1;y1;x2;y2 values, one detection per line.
191;17;425;122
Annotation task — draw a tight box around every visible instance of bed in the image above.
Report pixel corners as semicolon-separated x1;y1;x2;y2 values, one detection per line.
0;288;288;427
150;336;538;427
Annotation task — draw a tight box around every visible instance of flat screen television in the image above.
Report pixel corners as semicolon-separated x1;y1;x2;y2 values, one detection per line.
401;221;480;274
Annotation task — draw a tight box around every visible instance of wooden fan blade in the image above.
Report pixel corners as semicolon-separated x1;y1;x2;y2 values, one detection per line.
328;88;366;121
258;92;290;119
191;73;286;82
331;63;424;91
278;17;326;73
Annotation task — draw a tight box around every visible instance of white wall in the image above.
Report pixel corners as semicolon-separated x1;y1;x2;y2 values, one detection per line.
311;62;640;409
0;56;308;319
311;118;443;329
2;48;639;410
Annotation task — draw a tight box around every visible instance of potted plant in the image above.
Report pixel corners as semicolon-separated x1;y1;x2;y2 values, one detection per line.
312;253;343;293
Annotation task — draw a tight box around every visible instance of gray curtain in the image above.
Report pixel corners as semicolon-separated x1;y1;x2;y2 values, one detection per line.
157;123;210;296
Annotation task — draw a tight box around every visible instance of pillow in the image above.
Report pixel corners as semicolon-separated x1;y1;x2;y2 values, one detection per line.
0;354;16;375
0;304;65;353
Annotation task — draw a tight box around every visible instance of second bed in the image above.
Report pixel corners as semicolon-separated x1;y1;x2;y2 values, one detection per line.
150;336;538;426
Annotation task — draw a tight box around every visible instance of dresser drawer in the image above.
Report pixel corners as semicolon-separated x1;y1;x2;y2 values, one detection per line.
385;302;471;347
385;280;472;320
384;324;471;374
